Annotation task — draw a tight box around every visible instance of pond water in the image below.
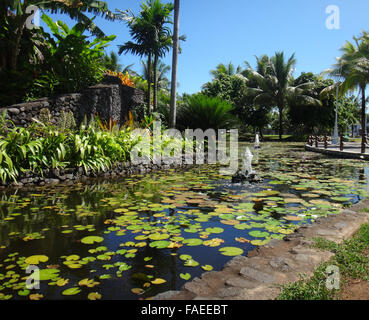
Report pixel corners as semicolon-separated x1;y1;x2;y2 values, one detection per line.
0;142;369;300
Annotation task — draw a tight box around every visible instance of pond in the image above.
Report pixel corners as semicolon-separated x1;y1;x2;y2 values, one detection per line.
0;142;369;300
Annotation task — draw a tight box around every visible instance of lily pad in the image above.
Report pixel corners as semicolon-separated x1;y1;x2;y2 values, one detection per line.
81;236;104;245
219;247;244;256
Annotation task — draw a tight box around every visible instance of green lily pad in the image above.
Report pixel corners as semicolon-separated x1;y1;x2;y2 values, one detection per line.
205;227;224;234
81;236;104;245
249;230;270;238
62;287;81;296
182;238;203;246
219;247;244;256
149;241;171;249
180;273;191;280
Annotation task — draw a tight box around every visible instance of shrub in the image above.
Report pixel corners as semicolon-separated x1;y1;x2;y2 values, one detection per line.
177;94;238;130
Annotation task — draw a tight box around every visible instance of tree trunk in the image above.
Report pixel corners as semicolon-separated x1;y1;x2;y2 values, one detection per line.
153;54;158;112
147;53;152;115
169;0;180;128
361;86;366;142
278;105;283;140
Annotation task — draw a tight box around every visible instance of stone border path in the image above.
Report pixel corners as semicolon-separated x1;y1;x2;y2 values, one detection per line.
154;200;369;300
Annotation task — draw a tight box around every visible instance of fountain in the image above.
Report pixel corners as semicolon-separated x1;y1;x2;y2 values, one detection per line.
232;147;263;183
254;133;261;149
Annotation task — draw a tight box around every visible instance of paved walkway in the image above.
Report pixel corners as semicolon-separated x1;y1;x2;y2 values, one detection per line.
305;142;369;160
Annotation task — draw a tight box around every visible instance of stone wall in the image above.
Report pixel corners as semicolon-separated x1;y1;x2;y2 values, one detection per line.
0;82;145;128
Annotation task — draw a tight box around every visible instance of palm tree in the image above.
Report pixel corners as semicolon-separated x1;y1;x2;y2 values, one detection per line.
118;9;154;113
246;52;321;140
210;62;242;79
322;32;369;148
142;0;174;112
2;0;115;73
169;0;180;128
118;0;173;114
141;59;170;91
102;51;123;72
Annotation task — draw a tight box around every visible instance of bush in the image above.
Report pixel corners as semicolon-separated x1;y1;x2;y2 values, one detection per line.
177;94;238;130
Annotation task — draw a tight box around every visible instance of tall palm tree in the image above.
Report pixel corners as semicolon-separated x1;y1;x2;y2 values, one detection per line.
246;52;321;140
118;0;173;114
322;32;369;148
169;0;180;128
142;0;174;112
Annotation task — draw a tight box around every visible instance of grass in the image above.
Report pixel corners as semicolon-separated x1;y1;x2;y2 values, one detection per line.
277;223;369;300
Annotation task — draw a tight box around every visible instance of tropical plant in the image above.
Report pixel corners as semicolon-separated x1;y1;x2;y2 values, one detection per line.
31;14;116;96
177;94;238;130
105;70;135;87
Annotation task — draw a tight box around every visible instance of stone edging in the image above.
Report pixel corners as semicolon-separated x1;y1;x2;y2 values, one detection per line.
153;200;369;300
0;156;200;190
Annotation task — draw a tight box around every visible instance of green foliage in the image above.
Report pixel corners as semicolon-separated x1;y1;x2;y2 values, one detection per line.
177;94;238;130
29;14;116;98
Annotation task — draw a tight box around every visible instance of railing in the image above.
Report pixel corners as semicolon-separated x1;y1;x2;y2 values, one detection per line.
307;133;367;154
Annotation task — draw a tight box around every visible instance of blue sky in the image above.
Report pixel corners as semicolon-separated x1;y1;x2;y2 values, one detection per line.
40;0;369;95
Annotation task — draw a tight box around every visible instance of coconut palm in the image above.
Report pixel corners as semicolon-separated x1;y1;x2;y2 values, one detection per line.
246;52;321;140
141;59;170;91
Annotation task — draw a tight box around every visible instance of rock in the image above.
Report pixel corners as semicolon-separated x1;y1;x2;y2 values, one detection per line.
269;257;293;272
7;108;20;115
152;291;180;300
225;277;257;289
223;255;249;271
240;266;275;284
217;287;244;298
183;277;212;296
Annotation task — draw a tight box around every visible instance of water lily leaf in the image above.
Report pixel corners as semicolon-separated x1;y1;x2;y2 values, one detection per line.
25;255;49;265
131;288;145;295
88;292;102;300
184;259;199;267
180;273;191;280
79;278;100;288
29;294;43;300
30;268;59;281
151;278;166;285
182;238;203;246
56;278;69;287
201;265;213;271
148;233;170;241
149;240;171;249
81;236;104;244
219;247;244;256
179;254;192;261
62;287;81;296
234;223;251;230
249;231;270;238
205;227;224;234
